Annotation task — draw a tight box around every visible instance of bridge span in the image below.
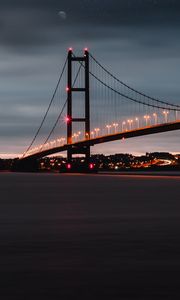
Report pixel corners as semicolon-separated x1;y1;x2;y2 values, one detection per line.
21;120;180;161
19;49;180;171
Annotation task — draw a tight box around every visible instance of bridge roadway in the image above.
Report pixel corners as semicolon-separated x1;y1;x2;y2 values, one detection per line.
22;120;180;160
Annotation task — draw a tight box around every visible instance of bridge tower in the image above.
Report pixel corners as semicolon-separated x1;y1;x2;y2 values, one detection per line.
67;48;90;165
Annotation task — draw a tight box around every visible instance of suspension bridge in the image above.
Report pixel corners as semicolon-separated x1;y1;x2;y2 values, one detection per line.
17;48;180;171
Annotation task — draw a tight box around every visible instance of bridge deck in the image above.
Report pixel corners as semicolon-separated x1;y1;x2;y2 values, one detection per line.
21;120;180;160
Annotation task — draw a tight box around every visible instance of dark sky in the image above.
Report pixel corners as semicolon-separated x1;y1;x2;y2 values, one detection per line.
1;0;180;157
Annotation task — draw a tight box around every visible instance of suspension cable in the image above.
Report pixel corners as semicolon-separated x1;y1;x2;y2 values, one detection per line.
89;53;180;109
40;62;83;148
73;53;180;112
22;56;68;157
89;71;180;111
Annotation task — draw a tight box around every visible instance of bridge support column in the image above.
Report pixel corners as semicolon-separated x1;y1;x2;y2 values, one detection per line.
67;48;90;166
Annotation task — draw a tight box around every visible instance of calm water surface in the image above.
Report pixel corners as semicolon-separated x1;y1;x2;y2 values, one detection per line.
0;172;180;299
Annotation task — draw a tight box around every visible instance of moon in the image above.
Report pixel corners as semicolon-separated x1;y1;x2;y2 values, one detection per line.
58;11;67;20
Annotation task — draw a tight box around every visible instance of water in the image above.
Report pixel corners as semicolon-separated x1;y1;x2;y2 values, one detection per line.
0;172;180;299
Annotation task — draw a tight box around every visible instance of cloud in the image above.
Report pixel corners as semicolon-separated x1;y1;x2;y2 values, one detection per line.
0;0;180;50
0;0;180;156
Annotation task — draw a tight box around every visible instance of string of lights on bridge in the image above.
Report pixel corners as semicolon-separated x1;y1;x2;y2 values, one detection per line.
24;109;178;157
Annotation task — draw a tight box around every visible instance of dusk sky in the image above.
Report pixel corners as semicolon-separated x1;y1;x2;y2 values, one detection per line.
1;0;180;158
